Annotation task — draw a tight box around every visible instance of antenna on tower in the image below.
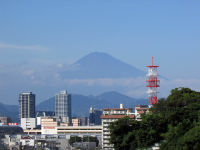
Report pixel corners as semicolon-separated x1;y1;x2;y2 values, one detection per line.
146;57;160;107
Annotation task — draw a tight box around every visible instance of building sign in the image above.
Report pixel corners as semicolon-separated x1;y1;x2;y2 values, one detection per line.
41;127;57;135
8;123;17;126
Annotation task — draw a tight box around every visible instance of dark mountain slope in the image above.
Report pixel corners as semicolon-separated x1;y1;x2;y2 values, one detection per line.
60;52;145;79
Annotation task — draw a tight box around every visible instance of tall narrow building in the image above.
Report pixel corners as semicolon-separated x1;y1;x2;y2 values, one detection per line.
55;90;71;123
19;92;35;123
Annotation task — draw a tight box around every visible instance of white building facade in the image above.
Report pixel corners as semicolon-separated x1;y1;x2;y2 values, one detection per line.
21;118;36;130
101;104;134;150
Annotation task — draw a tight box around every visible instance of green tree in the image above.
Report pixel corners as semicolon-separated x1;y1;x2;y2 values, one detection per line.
69;136;82;146
109;116;138;150
83;136;99;147
109;87;200;150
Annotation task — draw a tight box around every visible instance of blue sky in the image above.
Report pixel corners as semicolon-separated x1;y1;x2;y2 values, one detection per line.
0;1;200;104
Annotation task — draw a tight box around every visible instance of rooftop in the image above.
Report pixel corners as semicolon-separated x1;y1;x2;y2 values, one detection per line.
101;115;135;119
135;105;148;108
21;92;33;95
136;108;149;110
103;108;132;111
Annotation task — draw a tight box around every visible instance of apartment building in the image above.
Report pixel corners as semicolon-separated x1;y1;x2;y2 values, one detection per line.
101;104;134;150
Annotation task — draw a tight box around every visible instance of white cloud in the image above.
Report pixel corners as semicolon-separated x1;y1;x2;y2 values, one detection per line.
23;70;35;76
62;77;200;98
0;42;48;51
63;77;145;89
57;64;63;68
125;88;146;98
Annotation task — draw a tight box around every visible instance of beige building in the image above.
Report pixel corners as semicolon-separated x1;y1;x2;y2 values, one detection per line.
57;126;102;136
72;118;80;126
41;118;58;135
24;125;102;138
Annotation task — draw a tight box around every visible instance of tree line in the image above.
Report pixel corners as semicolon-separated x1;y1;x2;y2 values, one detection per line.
109;87;200;150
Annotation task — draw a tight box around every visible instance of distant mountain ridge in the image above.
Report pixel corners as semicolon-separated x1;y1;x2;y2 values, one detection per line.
37;91;147;117
0;102;18;122
60;52;145;79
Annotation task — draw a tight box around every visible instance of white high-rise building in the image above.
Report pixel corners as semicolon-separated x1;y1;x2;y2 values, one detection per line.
55;90;71;123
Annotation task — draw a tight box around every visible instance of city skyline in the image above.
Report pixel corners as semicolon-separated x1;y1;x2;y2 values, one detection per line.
0;1;200;104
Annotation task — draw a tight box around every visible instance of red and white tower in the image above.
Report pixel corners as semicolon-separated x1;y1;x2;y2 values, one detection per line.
146;57;160;107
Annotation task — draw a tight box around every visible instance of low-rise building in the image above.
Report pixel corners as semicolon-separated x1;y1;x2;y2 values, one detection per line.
20;136;35;146
36;111;55;127
3;134;65;150
79;117;88;126
72;118;79;126
24;125;102;142
21;118;36;129
134;105;149;121
0;117;11;125
72;117;88;126
41;118;58;135
57;126;102;137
